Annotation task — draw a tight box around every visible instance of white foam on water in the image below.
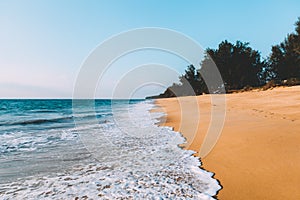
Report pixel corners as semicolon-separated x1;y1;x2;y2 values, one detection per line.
0;100;221;199
0;129;78;154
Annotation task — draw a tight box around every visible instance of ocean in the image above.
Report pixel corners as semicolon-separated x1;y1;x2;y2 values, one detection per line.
0;99;220;199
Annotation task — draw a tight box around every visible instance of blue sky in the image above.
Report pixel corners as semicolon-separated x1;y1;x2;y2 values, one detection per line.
1;0;300;98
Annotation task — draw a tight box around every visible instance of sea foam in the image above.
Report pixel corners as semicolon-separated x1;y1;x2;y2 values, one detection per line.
0;100;220;199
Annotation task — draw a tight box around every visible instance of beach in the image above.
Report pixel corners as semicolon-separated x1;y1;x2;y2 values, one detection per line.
155;86;300;199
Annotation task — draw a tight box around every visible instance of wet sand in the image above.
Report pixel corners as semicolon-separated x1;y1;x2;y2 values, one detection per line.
155;86;300;199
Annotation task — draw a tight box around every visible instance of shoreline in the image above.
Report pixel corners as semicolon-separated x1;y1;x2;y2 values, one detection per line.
151;104;223;199
155;86;300;199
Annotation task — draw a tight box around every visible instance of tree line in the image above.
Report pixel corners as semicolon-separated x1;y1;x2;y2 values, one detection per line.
148;17;300;98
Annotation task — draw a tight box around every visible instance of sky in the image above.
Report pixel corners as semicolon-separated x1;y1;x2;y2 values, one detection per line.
0;0;300;98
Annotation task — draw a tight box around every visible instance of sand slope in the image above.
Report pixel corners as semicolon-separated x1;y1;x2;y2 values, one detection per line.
155;86;300;200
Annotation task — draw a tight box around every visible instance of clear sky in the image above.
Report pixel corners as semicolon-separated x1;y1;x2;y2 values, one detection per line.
1;0;300;98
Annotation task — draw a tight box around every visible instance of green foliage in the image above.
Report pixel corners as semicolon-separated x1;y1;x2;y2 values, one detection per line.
164;65;208;97
178;65;208;95
202;40;265;91
268;17;300;80
149;17;300;99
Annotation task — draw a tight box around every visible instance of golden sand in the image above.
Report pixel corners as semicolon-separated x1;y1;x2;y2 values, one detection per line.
155;86;300;199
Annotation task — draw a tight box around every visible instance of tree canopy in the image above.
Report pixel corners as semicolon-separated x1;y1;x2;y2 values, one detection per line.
147;17;300;99
203;40;265;91
268;17;300;81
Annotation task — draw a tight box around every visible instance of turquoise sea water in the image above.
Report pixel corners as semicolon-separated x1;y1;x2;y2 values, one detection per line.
0;99;220;199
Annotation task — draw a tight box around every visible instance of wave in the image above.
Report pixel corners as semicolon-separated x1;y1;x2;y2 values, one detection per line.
3;116;74;126
31;109;58;113
0;128;79;155
0;113;112;127
0;100;221;199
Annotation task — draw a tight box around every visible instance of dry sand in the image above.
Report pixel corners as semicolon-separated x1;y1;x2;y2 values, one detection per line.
155;86;300;200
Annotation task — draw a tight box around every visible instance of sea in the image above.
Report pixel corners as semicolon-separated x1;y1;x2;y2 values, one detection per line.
0;99;220;199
